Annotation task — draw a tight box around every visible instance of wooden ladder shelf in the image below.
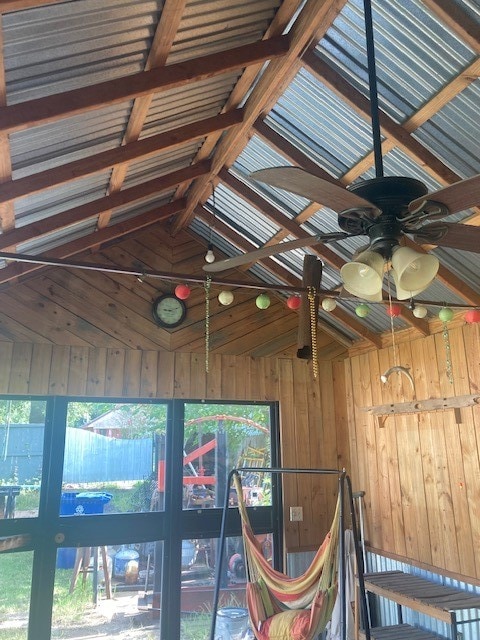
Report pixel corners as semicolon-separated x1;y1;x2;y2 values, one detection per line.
359;571;480;640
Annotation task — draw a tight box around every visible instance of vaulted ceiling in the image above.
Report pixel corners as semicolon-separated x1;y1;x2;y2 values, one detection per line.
0;0;478;356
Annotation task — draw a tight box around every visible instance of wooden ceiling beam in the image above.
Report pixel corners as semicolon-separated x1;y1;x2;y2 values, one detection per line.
0;199;187;286
0;109;244;205
0;161;210;251
171;0;348;234
0;35;290;135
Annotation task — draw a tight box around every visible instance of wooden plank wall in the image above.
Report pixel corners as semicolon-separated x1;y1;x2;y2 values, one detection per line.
0;342;349;552
345;323;480;583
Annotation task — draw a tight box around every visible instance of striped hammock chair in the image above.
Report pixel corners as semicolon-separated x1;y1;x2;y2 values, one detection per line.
234;472;340;640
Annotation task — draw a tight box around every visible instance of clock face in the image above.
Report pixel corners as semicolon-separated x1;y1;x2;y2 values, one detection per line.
152;294;187;328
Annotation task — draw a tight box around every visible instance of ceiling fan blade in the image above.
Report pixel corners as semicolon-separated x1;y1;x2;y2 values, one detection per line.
409;173;480;216
413;222;480;253
251;167;379;214
203;233;349;273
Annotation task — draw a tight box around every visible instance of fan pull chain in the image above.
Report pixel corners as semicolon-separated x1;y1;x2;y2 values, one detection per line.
204;276;211;373
387;272;399;368
442;322;454;385
308;286;319;379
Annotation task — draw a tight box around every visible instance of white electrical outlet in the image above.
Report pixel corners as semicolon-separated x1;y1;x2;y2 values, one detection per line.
289;506;303;522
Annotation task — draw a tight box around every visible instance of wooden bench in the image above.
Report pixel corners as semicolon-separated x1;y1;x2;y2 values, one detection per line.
361;570;480;639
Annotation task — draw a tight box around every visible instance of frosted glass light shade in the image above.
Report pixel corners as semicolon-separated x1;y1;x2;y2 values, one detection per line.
391;246;439;295
392;270;435;301
340;250;385;297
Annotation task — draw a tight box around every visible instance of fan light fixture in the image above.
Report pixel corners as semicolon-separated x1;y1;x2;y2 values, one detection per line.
341;246;439;302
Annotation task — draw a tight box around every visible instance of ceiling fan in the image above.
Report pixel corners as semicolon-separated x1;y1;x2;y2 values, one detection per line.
204;0;480;302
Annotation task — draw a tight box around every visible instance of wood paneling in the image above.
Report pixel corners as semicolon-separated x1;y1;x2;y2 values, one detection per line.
345;323;480;582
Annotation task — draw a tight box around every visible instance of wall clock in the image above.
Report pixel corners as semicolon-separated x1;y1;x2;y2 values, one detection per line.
152;294;187;328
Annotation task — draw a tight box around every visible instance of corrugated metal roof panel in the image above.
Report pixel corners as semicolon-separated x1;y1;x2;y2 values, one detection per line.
3;0;162;103
233;136;310;216
432;247;480;297
359;147;440;189
207;182;281;245
10;104;131;177
13;174;110;226
169;0;282;63
144;75;239;135
455;0;480;23
316;0;476;122
123;144;203;188
18;217;98;255
110;192;177;223
413;82;480;179
266;67;374;177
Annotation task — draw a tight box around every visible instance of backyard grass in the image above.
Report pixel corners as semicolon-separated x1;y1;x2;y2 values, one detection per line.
0;550;96;640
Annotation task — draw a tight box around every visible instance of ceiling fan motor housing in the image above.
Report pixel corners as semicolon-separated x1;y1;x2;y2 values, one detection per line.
341;177;429;258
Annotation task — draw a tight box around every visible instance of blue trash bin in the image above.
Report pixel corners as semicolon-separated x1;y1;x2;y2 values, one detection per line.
57;492;112;568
